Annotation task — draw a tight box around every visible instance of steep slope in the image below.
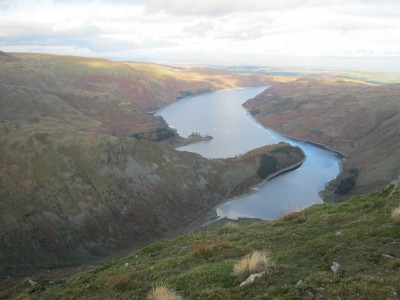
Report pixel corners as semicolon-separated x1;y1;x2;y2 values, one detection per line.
0;52;303;274
7;53;292;138
244;78;400;197
0;124;304;274
2;178;399;299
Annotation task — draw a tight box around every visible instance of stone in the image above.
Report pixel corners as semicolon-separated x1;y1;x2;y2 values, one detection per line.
239;271;265;287
383;254;395;259
296;279;303;287
331;262;342;274
124;262;129;268
304;290;314;298
28;279;37;286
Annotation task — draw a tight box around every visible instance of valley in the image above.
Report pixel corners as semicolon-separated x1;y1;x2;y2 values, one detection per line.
0;52;302;275
1;52;399;299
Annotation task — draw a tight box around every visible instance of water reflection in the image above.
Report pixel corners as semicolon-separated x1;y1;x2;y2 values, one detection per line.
156;87;340;220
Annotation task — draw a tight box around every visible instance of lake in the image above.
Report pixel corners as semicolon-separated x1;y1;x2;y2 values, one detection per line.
156;87;341;220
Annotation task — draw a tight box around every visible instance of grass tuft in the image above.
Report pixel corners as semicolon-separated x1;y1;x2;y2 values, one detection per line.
391;206;400;220
147;286;182;300
233;250;271;279
190;240;214;257
281;210;307;223
109;273;132;291
190;237;231;257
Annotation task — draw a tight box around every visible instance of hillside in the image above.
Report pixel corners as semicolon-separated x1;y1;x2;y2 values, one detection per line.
244;78;400;198
0;122;304;274
2;177;399;299
0;52;303;274
2;53;292;139
230;66;400;84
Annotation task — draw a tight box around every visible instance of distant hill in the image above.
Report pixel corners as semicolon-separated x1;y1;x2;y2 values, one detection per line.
244;78;400;197
2;53;291;139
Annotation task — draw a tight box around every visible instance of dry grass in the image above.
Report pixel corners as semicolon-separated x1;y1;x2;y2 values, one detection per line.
281;210;307;223
233;250;272;279
190;240;214;257
147;286;182;300
190;237;231;257
391;206;400;220
392;206;400;221
215;237;231;250
109;274;132;291
190;236;231;257
387;259;400;270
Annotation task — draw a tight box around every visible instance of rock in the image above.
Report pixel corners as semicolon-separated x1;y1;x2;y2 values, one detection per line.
239;271;265;287
385;175;400;189
296;279;303;287
124;262;129;268
383;254;395;259
28;279;37;286
331;262;342;274
304;290;314;298
316;287;325;292
335;231;342;236
386;175;400;198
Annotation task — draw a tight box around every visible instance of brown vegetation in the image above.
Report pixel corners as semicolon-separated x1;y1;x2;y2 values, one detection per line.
233;250;272;279
147;286;182;300
244;78;400;197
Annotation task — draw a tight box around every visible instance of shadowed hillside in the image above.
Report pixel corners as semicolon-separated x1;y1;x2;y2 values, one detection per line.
0;124;304;273
0;52;303;274
244;78;400;198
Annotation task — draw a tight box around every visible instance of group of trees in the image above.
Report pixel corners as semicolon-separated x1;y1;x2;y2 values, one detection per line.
335;168;359;195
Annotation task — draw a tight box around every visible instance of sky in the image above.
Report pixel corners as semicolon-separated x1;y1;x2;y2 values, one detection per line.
1;0;400;72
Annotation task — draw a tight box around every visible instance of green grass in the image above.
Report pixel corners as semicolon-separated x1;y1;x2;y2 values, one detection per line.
2;184;399;299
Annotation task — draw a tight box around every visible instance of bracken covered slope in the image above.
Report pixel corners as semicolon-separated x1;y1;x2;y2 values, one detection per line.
2;52;291;139
244;78;400;197
0;52;302;274
0;124;304;273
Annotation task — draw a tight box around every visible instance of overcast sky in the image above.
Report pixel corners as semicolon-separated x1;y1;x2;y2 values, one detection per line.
1;0;400;71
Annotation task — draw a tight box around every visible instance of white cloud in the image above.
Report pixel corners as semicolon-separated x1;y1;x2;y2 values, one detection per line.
0;0;399;71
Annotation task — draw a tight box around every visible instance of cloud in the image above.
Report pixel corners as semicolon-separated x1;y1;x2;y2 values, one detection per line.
0;0;400;71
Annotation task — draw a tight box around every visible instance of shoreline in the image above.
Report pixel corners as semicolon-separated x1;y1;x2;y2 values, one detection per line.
203;155;307;225
148;85;270;115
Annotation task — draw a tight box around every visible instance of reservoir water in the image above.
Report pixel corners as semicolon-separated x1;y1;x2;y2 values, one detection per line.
156;87;341;220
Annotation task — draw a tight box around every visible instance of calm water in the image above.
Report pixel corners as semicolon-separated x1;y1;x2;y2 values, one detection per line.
156;87;340;220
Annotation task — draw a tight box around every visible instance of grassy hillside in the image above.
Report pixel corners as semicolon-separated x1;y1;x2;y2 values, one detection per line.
0;51;304;274
0;122;304;274
244;78;400;198
5;53;292;138
2;179;399;299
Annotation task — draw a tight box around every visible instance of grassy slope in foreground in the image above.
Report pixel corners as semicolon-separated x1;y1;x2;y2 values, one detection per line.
2;179;399;299
244;78;400;197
